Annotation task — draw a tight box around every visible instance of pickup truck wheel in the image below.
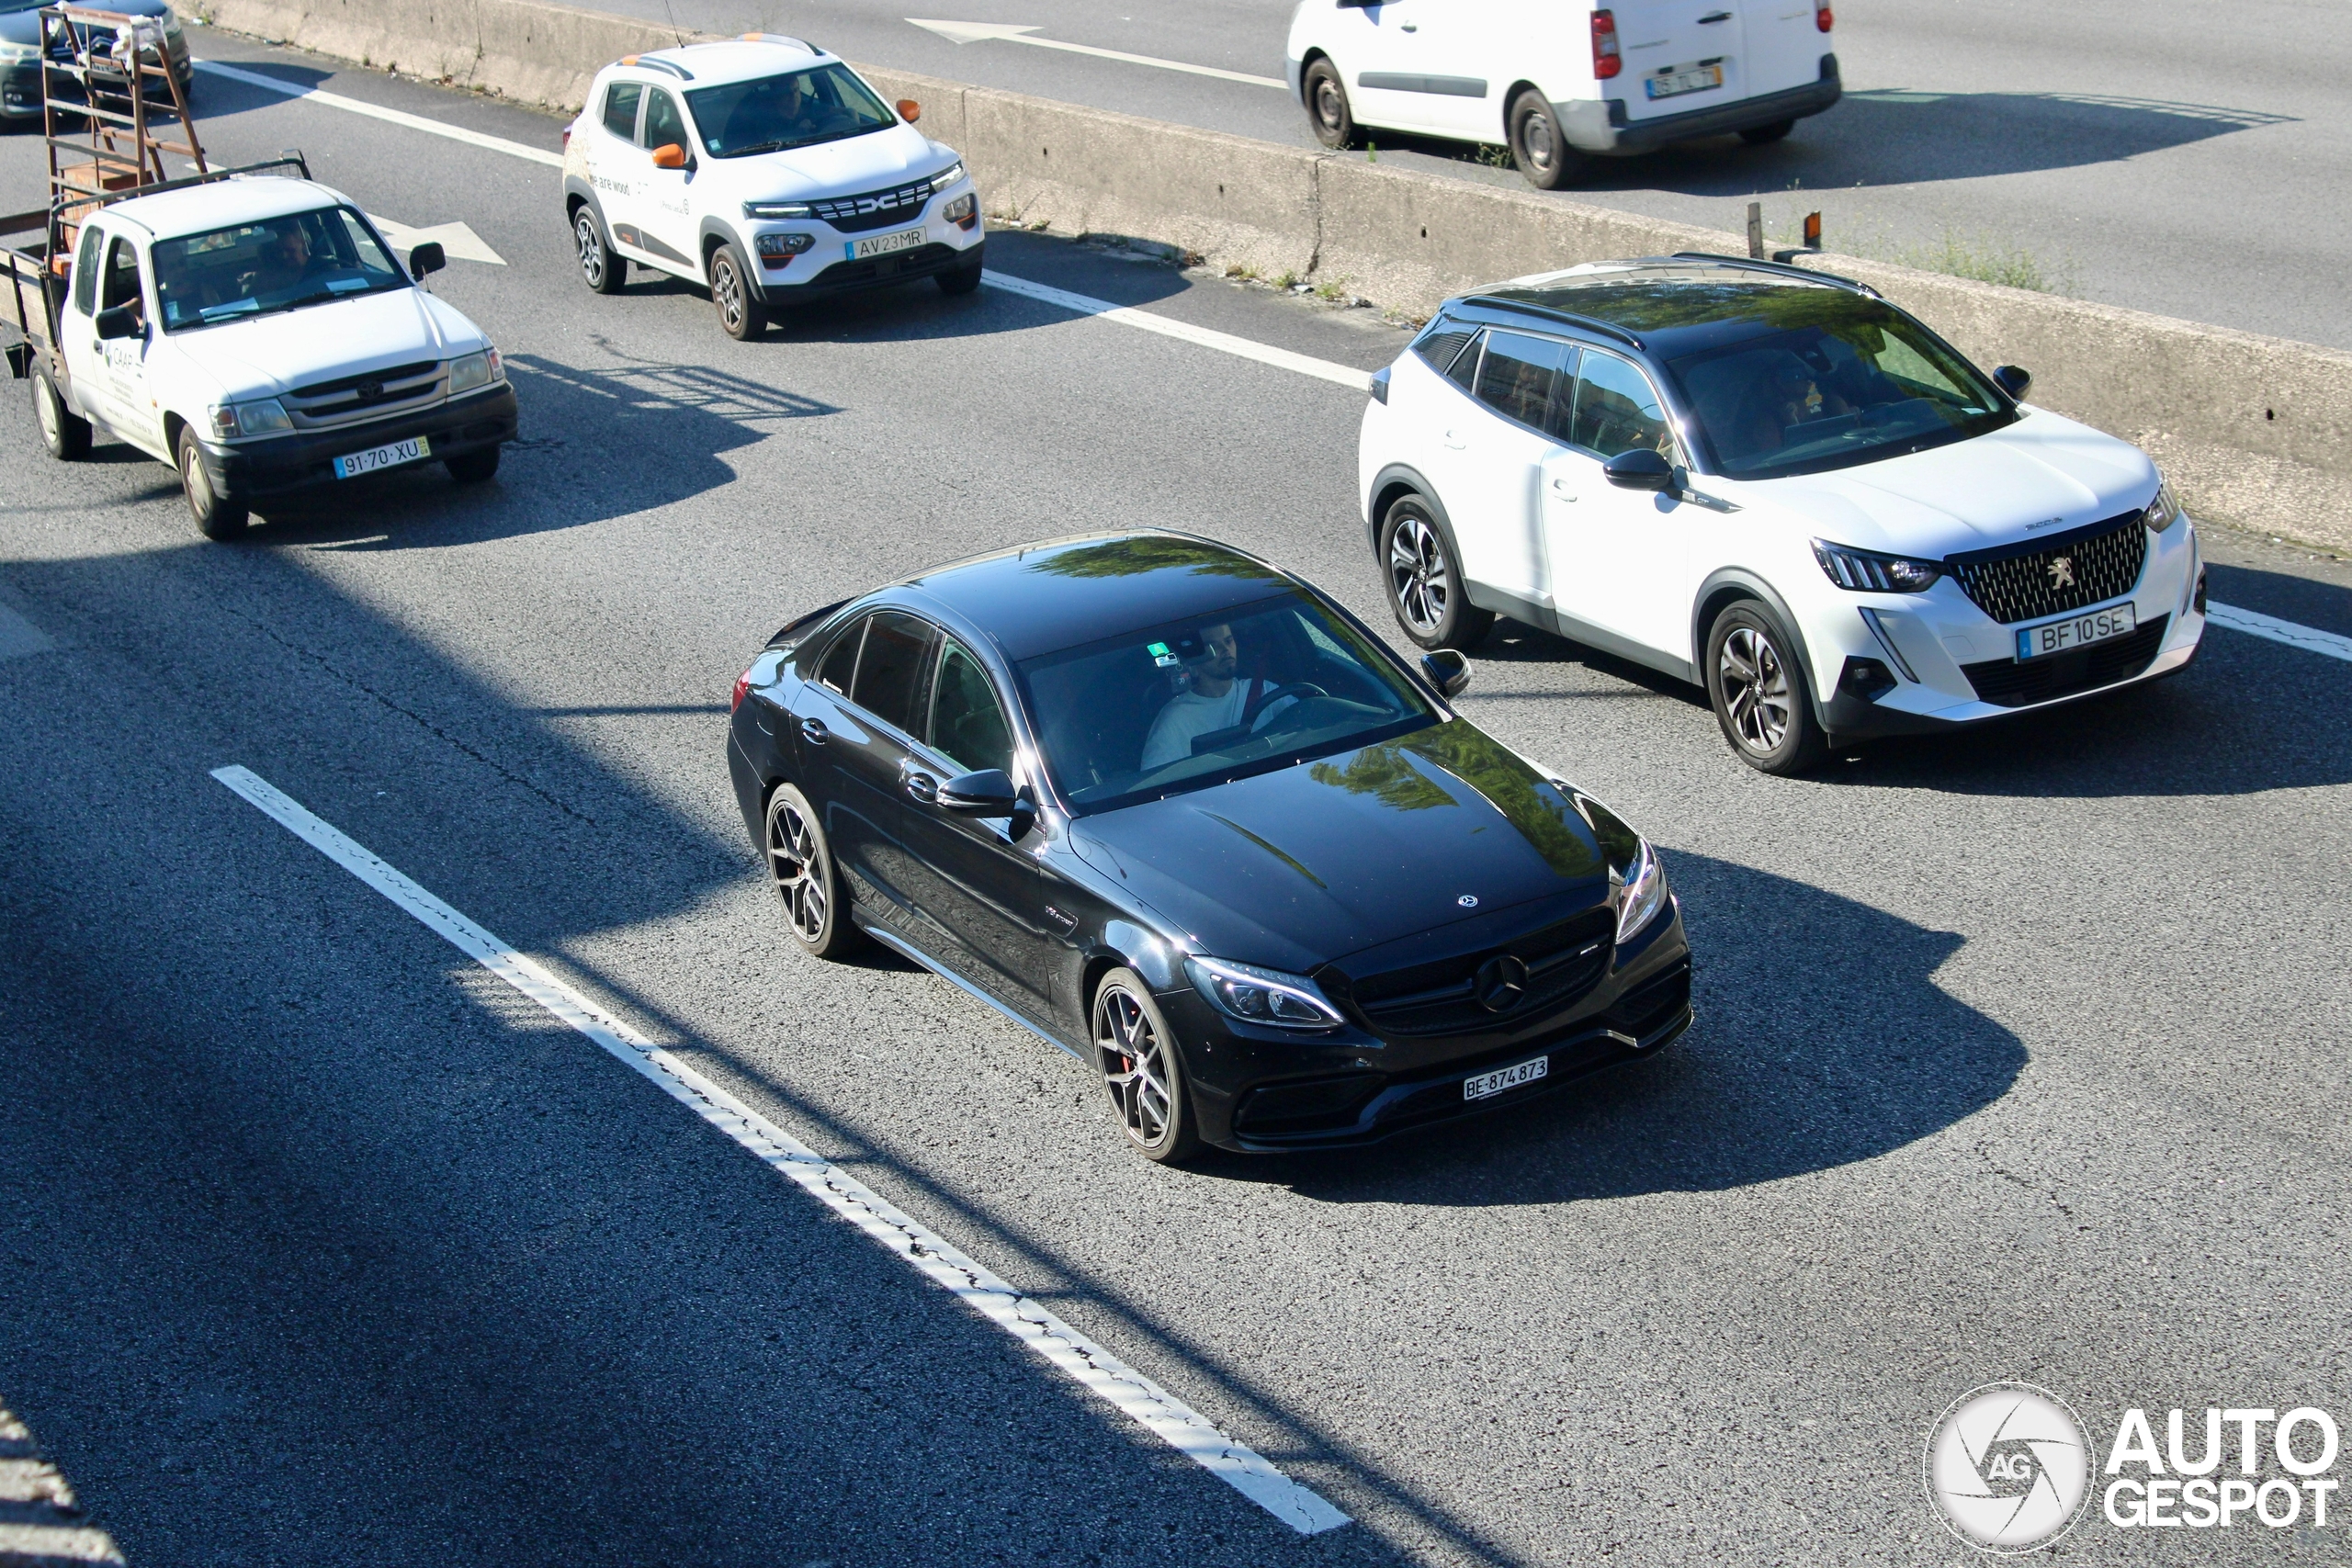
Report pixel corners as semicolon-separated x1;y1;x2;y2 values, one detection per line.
574;207;626;293
709;243;766;341
33;367;90;460
446;446;500;483
176;427;248;540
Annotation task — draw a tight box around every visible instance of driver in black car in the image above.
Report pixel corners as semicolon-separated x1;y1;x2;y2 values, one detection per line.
1139;619;1299;771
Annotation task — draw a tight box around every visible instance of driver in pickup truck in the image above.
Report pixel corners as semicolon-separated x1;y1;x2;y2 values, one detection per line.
246;220;333;299
1140;620;1299;771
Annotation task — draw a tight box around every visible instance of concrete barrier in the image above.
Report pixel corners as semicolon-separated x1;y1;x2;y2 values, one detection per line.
193;0;2352;548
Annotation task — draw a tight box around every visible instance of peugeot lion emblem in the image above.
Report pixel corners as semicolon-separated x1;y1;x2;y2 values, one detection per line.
2048;556;2076;589
1474;954;1529;1013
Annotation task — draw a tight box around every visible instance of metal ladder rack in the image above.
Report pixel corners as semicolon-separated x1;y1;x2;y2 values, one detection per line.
35;4;208;270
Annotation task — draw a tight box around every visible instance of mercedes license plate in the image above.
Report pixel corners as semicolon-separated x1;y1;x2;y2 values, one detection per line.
1645;62;1724;99
2016;602;2137;661
850;227;925;261
1464;1055;1548;1102
332;434;430;479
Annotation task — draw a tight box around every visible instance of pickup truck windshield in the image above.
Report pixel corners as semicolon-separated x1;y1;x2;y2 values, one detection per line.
151;206;406;333
686;65;895;158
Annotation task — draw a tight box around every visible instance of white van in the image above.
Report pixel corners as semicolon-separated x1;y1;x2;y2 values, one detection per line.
1284;0;1841;187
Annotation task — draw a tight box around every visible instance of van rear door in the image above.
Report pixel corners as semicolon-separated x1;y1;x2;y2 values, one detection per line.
1611;1;1743;126
1737;0;1826;99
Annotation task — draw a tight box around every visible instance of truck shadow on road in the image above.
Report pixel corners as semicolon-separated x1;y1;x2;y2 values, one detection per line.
1249;849;2023;1207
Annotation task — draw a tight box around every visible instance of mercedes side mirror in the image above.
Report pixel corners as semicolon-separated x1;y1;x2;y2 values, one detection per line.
407;241;446;281
896;98;921;123
1421;649;1471;698
1992;364;2032;400
93;303;141;340
938;768;1019;815
1602;447;1674;491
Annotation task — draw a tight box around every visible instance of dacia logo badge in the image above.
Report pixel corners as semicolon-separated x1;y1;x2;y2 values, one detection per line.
2048;556;2075;589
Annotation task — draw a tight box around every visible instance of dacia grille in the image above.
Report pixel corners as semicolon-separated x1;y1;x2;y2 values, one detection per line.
1946;512;2147;625
1332;908;1616;1039
806;180;934;233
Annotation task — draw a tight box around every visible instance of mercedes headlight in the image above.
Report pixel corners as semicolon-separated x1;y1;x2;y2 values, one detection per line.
1613;839;1668;946
1814;540;1942;593
0;40;40;63
2142;479;2183;534
447;348;502;393
208;398;291;437
1183;955;1342;1030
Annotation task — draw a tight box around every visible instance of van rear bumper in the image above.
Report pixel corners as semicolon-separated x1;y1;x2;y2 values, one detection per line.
1560;55;1840;154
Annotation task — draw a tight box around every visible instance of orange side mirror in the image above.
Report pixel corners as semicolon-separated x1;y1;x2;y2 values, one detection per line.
650;142;688;170
896;98;921;123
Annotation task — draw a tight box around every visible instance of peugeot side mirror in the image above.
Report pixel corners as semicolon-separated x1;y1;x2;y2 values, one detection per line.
1992;364;2032;400
1421;649;1471;698
650;142;690;171
93;303;141;340
407;241;446;281
1602;447;1674;491
896;97;921;123
937;768;1019;815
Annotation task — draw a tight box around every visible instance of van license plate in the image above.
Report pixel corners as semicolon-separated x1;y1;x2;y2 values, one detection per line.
1464;1055;1548;1102
333;434;430;479
850;227;925;260
1646;63;1724;99
2016;603;2137;661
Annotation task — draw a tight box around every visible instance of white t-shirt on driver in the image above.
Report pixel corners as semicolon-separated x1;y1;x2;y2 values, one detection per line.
1140;681;1295;772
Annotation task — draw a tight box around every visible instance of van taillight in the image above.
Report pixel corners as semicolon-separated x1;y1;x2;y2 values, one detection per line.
1591;9;1622;78
1815;4;1833;29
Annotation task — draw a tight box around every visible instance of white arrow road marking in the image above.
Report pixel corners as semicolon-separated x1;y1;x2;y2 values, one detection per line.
982;272;1372;390
192;59;566;167
367;214;506;265
907;18;1286;89
2204;601;2352;663
208;764;1352;1539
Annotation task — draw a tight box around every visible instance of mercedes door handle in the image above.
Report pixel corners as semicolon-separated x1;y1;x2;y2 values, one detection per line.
901;768;938;804
799;716;828;745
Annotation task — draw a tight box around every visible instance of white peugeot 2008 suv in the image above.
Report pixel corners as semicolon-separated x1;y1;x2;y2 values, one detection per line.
1357;255;2207;774
561;36;983;340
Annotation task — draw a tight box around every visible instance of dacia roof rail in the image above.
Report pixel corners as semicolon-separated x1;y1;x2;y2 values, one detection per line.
1670;252;1883;299
618;53;694;80
735;32;819;51
1459;295;1647;352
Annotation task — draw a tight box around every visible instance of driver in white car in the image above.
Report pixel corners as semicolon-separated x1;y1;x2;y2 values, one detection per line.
1140;621;1299;770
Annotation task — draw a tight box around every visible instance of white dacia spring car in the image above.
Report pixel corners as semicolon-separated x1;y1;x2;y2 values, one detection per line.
561;36;984;339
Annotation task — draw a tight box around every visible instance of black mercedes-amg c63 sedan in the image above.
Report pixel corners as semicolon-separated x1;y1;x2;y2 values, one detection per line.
726;533;1692;1161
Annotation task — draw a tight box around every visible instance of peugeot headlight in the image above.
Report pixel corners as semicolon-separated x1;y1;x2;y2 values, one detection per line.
928;160;967;194
1813;539;1942;593
2142;479;2183;534
447;348;502;393
208;398;291;437
1183;955;1342;1030
1612;839;1669;946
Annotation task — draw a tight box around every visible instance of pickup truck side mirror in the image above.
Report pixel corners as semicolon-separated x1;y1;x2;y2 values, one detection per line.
1421;649;1471;698
407;242;446;281
1991;364;2031;400
94;303;141;340
1603;447;1675;491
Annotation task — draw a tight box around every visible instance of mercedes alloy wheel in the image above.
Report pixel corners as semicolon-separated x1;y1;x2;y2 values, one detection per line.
1093;970;1198;1163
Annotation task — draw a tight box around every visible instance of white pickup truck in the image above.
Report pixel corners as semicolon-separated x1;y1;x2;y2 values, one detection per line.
6;164;517;538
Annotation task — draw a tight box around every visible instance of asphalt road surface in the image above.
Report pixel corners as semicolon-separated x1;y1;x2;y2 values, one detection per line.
540;0;2352;353
5;38;2352;1567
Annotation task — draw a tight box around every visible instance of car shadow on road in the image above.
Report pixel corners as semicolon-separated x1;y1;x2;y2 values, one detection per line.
1218;849;2022;1206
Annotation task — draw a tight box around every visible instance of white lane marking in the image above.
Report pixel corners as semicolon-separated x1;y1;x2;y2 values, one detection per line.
2207;602;2352;663
907;18;1286;89
192;59;566;167
982;273;1373;391
367;213;507;265
207;764;1351;1538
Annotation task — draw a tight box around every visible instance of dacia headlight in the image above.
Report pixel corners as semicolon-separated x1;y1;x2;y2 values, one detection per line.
1184;955;1343;1030
1612;839;1669;946
2142;479;2183;534
447;348;502;393
1813;539;1942;592
742;199;813;220
928;160;967;194
208;398;291;437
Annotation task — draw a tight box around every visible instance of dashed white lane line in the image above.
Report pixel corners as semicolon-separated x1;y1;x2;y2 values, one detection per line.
2205;601;2352;663
207;764;1351;1538
906;18;1288;90
191;59;566;167
982;272;1373;390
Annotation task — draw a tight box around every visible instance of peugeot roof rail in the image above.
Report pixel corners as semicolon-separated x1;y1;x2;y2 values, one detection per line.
1460;294;1647;351
1670;252;1882;299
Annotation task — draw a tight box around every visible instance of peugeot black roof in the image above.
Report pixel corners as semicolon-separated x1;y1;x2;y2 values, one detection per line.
1458;254;1904;362
899;533;1297;663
